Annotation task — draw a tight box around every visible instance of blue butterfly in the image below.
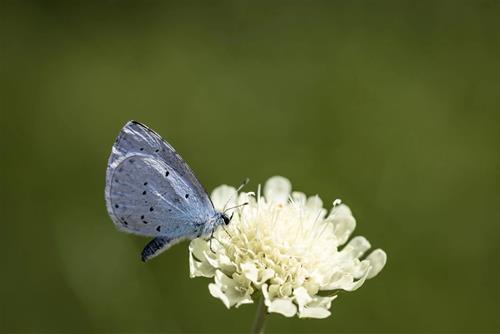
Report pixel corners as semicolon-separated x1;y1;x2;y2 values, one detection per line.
105;121;235;262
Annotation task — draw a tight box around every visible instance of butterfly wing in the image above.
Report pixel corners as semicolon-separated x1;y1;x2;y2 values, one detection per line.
104;121;216;239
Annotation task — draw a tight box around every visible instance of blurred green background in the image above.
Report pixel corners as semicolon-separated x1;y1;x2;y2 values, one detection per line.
1;0;500;332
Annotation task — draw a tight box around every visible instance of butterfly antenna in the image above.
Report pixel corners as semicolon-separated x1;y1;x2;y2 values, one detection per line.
222;178;250;211
224;202;249;213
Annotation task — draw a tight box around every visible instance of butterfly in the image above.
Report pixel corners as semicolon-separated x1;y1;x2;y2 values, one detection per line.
104;121;240;262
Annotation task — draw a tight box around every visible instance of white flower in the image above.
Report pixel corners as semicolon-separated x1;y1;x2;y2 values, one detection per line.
189;176;387;319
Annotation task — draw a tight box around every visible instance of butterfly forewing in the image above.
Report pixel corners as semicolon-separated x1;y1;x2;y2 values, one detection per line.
105;121;215;238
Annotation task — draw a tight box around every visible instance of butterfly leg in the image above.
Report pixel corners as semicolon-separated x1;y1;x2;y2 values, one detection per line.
209;229;216;253
220;213;233;238
221;225;232;238
141;237;174;262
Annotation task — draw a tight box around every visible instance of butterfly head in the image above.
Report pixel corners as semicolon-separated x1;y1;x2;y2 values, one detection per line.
220;201;249;226
222;213;231;225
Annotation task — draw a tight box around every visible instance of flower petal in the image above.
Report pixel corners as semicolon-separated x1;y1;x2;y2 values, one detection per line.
366;249;387;279
329;204;356;245
323;262;370;291
291;191;307;206
299;306;331;319
298;295;337;319
306;195;323;211
294;287;336;319
294;286;312;309
210;270;254;308
211;185;237;211
209;283;231;308
267;298;297;317
189;238;209;261
189;252;215;278
189;239;216;278
238;191;254;206
260;268;275;284
341;236;371;260
264;176;291;204
262;285;297;317
241;262;259;283
348;268;370;291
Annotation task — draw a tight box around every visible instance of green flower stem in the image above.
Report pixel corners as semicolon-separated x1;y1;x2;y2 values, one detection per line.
251;295;267;334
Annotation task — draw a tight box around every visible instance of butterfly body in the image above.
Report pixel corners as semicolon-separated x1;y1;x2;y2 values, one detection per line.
105;121;229;261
